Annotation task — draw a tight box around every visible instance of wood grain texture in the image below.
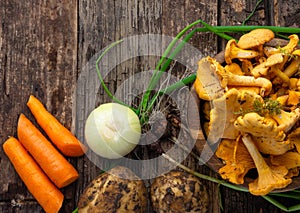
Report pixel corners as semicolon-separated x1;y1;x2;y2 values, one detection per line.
0;0;78;212
0;0;299;212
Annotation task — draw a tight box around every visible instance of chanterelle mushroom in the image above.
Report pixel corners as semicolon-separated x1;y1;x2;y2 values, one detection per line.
271;108;300;132
272;40;300;85
280;34;299;57
271;151;300;170
250;52;284;78
242;134;292;196
193;56;225;101
275;34;299;73
208;88;262;142
287;127;300;153
284;57;300;78
287;90;300;107
237;29;275;50
234;112;292;155
225;39;259;64
193;77;214;101
202;56;273;96
216;138;255;184
224;63;244;75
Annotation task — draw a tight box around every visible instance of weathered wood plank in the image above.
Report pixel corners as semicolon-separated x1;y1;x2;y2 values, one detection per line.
1;0;299;212
0;0;78;212
271;0;300;27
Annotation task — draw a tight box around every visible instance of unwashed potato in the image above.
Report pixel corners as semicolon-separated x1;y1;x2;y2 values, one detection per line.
150;170;209;213
78;166;147;213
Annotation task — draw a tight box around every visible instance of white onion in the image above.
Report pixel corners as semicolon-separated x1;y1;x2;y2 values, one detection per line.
84;103;141;159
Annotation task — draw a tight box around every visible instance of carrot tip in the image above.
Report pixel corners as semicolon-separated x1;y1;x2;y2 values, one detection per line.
27;95;88;157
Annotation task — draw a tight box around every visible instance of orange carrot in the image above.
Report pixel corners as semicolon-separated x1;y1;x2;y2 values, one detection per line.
3;137;64;213
26;95;87;157
17;113;79;188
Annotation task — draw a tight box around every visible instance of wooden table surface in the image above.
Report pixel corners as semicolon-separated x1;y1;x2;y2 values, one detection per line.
0;0;299;212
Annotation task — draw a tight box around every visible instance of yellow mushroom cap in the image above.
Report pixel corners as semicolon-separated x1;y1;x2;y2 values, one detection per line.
237;29;275;49
216;138;255;185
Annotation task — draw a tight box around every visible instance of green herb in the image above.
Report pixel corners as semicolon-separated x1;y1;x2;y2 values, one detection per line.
259;98;282;115
278;46;299;59
235;98;282;116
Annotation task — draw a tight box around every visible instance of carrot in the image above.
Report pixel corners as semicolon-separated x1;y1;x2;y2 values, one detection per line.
3;137;64;213
26;95;87;157
17;113;79;188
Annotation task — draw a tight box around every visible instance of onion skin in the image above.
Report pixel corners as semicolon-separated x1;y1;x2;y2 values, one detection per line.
85;103;141;159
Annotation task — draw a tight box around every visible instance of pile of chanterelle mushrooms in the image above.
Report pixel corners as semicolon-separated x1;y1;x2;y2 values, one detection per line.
194;29;300;196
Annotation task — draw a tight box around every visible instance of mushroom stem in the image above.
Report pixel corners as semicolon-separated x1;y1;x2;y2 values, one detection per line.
271;65;290;85
203;56;272;96
242;134;292;196
281;35;299;54
284;59;300;77
279;35;299;70
225;40;259;64
226;74;272;96
283;49;300;78
242;134;268;172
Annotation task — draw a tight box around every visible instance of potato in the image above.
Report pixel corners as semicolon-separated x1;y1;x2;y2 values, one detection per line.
150;170;209;213
78;166;147;213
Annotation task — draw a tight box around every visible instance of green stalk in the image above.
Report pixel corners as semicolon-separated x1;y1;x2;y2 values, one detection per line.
95;39;138;113
261;195;300;212
242;0;263;26
159;28;200;73
196;20;234;41
262;195;289;212
138;19;234;119
145;74;196;116
138;20;203;117
143;30;199;116
269;190;300;200
209;26;300;34
157;73;196;95
287;204;300;212
95;40;123;103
